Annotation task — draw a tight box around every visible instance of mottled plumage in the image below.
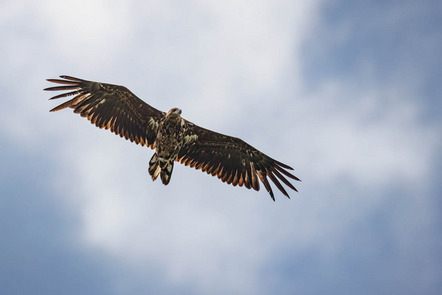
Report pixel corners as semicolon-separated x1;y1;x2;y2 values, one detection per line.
149;107;185;185
45;76;300;200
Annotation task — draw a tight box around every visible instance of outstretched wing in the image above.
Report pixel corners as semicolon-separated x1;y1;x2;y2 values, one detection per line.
177;123;300;200
45;76;164;148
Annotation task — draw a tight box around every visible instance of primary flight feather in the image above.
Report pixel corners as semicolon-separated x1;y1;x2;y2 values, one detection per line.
45;76;300;200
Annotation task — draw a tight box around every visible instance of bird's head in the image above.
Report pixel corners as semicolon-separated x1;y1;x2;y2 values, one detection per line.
167;107;182;117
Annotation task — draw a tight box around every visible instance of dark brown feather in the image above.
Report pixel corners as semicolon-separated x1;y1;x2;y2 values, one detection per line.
178;123;300;200
45;76;164;148
266;171;290;198
274;164;301;181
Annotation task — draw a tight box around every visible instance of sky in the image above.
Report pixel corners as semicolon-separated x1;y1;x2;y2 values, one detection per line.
0;0;441;294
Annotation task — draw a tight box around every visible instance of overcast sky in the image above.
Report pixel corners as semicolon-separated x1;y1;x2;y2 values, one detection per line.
1;0;441;294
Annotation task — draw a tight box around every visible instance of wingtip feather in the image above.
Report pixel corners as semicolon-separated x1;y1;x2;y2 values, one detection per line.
59;75;84;82
274;160;294;170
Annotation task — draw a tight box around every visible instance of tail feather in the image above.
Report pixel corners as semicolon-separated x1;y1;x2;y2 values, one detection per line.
148;154;161;180
160;160;174;185
148;153;174;185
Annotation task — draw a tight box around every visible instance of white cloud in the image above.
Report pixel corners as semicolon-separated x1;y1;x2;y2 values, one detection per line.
294;80;438;189
36;0;134;70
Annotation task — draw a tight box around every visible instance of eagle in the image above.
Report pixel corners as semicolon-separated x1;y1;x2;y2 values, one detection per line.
45;76;300;200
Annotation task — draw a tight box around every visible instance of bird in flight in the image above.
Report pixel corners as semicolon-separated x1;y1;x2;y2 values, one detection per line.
45;76;300;200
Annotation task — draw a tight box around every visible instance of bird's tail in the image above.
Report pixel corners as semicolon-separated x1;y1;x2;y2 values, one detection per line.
148;153;174;185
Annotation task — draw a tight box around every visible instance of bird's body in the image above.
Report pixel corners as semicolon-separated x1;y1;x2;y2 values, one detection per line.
45;76;300;200
149;107;187;185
